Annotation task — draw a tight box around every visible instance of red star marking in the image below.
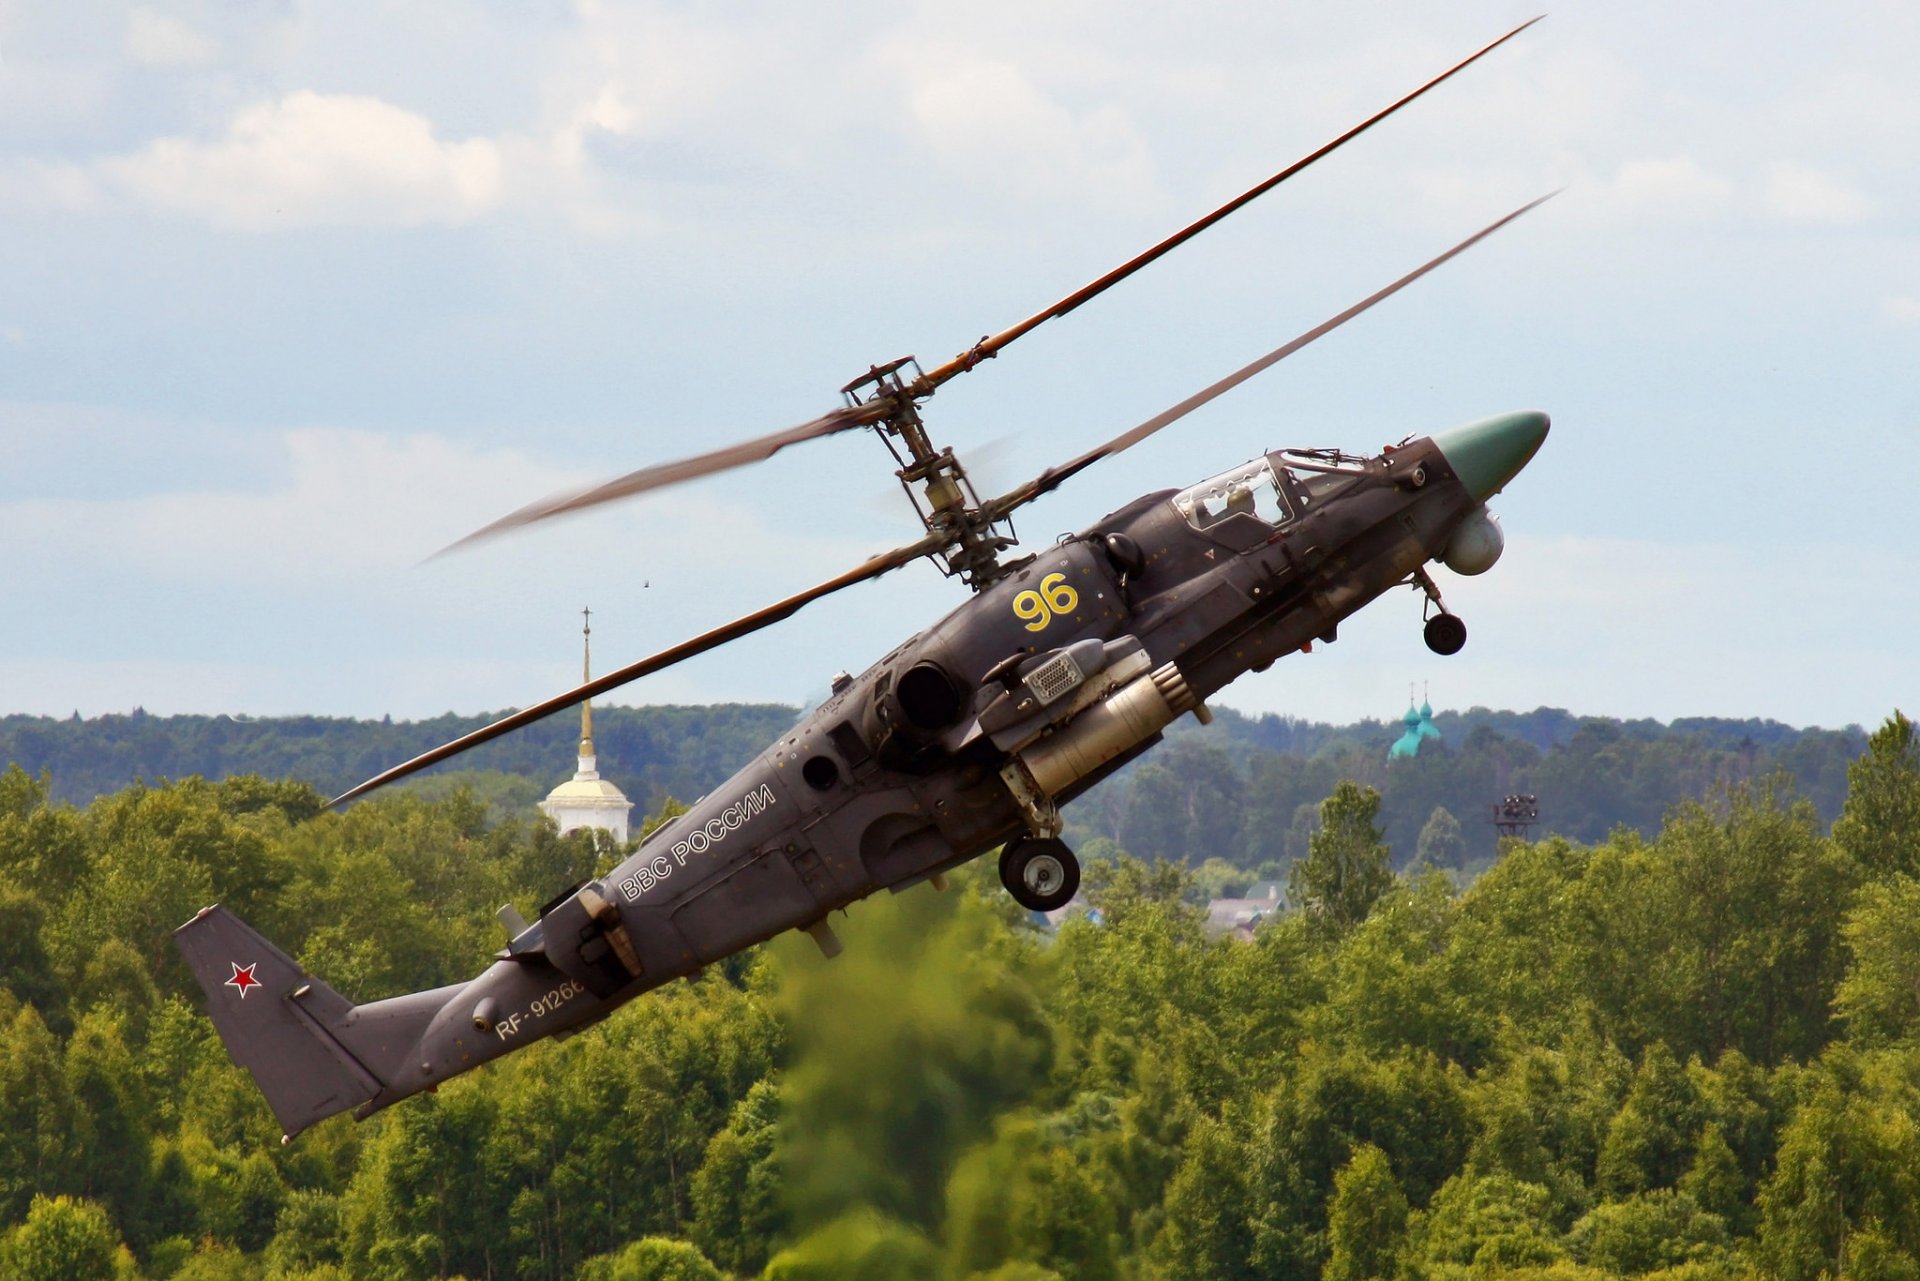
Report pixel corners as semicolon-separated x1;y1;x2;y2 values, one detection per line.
226;961;261;999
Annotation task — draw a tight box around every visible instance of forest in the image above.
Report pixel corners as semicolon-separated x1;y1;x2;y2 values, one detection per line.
0;703;1870;874
0;708;1913;1280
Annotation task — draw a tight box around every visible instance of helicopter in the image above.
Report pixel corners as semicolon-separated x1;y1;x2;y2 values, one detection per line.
177;20;1552;1142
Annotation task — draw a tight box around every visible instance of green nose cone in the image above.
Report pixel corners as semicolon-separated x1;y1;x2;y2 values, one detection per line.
1432;411;1550;502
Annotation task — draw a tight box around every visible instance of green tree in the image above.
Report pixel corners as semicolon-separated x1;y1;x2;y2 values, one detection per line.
1284;800;1321;867
0;1003;81;1222
761;1210;937;1281
264;1188;343;1276
0;762;49;820
162;1241;260;1280
773;887;1050;1237
1836;875;1920;1043
1315;870;1491;1066
1245;1047;1471;1278
1187;857;1251;905
1565;1188;1730;1274
1078;856;1195;930
943;1114;1118;1281
0;767;88;899
1405;1170;1565;1276
1324;1143;1409;1281
1415;805;1468;871
1843;1219;1920;1281
1553;785;1857;1065
1445;837;1591;1046
1112;742;1247;865
1834;712;1920;879
1755;1049;1920;1281
340;1091;493;1280
1679;1123;1748;1230
1116;763;1191;864
0;882;64;1027
71;939;160;1046
1289;782;1393;938
1595;1043;1702;1198
690;1078;783;1276
0;1194;124;1281
1150;1116;1256;1281
575;1236;726;1281
1459;1045;1597;1219
63;1013;155;1251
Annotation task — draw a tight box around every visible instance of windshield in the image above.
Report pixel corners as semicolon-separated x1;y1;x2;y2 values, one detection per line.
1275;447;1368;510
1172;459;1292;532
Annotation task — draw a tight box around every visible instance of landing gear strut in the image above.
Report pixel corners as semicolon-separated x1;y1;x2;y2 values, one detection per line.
1412;567;1467;656
999;836;1081;913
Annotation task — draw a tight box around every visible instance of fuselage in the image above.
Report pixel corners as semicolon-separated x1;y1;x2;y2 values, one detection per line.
356;411;1548;1118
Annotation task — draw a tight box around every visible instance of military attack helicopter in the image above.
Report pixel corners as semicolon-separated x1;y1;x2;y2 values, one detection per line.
178;20;1552;1141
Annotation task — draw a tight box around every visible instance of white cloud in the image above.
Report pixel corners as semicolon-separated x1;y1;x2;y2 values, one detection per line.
0;85;651;234
0;155;102;211
0;429;577;585
894;51;1154;204
1764;161;1875;225
1592;156;1733;221
555;5;746;140
1886;296;1920;325
105;92;504;229
552;83;639;169
125;8;220;67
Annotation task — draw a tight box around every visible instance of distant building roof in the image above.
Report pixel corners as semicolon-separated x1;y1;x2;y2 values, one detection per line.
1206;883;1284;937
539;608;633;842
1389;696;1443;759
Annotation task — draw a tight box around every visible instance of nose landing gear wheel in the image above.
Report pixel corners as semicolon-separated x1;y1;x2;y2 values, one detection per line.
1424;612;1467;655
999;836;1081;913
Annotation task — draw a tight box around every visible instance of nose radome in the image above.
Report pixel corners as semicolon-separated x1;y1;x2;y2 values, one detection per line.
1432;411;1550;502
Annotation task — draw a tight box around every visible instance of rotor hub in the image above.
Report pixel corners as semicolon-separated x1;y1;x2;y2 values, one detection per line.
845;357;1020;590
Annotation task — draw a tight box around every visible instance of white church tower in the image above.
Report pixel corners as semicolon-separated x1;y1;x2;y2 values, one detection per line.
540;607;633;842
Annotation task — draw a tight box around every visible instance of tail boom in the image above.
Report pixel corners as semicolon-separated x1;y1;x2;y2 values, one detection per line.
175;904;620;1140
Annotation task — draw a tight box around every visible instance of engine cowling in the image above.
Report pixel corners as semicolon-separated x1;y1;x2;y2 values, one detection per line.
1442;506;1505;576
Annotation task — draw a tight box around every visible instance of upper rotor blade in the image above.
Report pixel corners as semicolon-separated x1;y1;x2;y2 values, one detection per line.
984;191;1559;520
333;529;949;806
432;403;882;558
918;16;1543;391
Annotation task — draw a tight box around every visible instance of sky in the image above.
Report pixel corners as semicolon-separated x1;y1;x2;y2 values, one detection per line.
0;0;1914;734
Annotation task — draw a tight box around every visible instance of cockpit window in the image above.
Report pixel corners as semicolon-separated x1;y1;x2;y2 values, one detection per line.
1275;447;1369;509
1172;459;1292;532
1297;470;1354;505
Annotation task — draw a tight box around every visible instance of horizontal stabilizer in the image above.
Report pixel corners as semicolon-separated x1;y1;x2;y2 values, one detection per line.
174;905;382;1140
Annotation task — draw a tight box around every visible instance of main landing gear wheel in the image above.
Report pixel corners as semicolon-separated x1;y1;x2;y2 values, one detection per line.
1424;613;1467;656
999;836;1081;913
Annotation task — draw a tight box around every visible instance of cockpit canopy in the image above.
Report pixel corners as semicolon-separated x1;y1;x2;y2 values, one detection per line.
1172;458;1291;533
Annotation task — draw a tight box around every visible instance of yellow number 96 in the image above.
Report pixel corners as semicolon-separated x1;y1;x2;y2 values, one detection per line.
1012;572;1080;633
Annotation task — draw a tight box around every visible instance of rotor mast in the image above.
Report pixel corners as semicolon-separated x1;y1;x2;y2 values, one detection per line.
841;358;1018;590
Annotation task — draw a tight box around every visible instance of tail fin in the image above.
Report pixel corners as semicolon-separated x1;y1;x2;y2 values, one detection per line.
175;905;390;1140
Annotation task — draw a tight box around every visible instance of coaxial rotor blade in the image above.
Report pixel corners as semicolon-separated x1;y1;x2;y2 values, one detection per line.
436;19;1540;559
431;402;886;558
333;529;951;805
983;191;1559;520
917;16;1543;391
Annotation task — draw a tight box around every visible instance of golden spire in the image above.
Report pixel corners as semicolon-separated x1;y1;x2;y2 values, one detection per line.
579;606;594;758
